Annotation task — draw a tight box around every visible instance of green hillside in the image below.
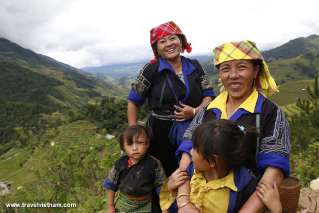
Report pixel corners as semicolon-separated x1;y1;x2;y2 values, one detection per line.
270;79;314;106
263;34;319;60
0;38;123;105
0;38;126;150
269;48;319;84
0;120;121;212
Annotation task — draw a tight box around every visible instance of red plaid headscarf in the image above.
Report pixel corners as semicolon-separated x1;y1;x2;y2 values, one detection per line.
150;21;192;60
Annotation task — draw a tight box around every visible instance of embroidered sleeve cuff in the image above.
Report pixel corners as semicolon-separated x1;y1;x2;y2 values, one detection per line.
103;179;118;191
128;90;145;106
257;153;290;177
202;89;215;97
175;140;193;159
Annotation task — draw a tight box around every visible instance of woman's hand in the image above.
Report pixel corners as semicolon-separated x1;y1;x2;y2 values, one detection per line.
256;182;282;213
174;103;196;121
167;168;189;192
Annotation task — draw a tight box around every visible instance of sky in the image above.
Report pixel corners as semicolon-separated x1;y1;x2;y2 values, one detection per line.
1;0;319;68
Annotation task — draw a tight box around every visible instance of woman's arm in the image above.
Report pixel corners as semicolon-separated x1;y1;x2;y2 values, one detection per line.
107;190;116;213
127;101;139;126
127;63;154;125
174;97;212;212
197;96;212;112
239;167;284;213
239;104;290;212
176;153;192;207
176;155;200;213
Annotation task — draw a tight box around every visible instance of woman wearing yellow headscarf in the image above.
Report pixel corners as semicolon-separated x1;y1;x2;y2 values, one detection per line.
166;40;290;212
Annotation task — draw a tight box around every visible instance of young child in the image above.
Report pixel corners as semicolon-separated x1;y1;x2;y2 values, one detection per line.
103;125;166;213
160;119;258;212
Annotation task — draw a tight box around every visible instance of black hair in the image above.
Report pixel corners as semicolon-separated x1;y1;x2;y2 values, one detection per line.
192;119;257;169
251;59;263;73
118;125;152;151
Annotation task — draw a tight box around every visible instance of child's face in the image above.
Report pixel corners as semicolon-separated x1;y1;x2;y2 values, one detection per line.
123;134;149;162
190;148;211;172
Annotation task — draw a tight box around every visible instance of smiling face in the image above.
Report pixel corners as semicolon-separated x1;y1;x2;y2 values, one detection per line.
123;134;149;163
218;60;258;102
156;34;182;61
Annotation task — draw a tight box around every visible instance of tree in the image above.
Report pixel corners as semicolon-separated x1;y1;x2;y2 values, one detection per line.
290;76;319;184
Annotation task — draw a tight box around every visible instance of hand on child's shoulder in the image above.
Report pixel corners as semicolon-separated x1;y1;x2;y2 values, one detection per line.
256;182;282;213
167;168;189;191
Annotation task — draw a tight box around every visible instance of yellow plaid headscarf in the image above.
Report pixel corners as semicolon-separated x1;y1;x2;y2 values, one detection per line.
213;40;278;96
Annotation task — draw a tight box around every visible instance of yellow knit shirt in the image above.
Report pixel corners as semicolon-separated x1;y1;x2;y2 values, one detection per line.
160;170;237;213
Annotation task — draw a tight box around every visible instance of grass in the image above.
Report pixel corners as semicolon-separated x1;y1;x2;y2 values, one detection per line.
270;79;314;106
0;120;121;197
0;147;36;189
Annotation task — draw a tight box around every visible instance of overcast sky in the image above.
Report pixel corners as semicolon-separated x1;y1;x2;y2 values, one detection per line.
1;0;319;68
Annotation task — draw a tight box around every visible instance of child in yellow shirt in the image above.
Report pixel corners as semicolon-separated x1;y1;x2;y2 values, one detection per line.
160;120;258;212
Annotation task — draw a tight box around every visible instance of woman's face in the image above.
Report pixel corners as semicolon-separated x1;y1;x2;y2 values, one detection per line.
156;34;182;61
218;60;258;101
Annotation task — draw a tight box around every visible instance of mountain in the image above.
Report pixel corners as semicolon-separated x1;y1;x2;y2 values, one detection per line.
0;38;79;73
82;54;213;80
83;62;146;80
84;35;319;81
266;35;319;84
263;34;319;61
0;38;121;145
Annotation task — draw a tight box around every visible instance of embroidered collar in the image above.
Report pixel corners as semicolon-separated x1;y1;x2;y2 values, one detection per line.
126;154;147;168
158;56;195;75
192;170;238;192
207;89;262;119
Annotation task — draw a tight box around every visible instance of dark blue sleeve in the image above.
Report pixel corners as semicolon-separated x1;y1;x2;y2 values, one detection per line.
258;106;291;177
102;162;120;191
103;179;118;191
175;139;193;157
128;63;153;106
258;153;290;177
128;89;146;106
202;88;215;97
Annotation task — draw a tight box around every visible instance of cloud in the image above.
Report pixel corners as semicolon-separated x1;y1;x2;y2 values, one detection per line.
0;0;73;48
1;0;319;68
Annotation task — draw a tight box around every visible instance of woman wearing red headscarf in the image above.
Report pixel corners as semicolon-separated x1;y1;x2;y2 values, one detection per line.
127;21;215;178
